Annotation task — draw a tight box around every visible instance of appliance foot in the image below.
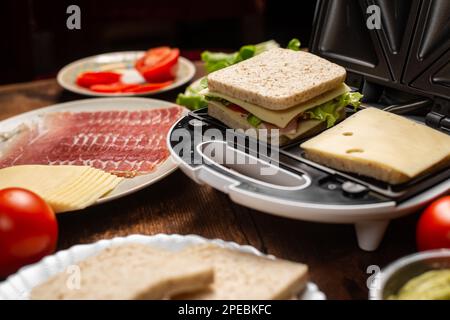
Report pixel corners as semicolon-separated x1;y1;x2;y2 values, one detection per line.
354;220;390;251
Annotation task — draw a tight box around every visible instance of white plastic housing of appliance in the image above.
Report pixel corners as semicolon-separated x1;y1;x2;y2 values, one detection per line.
168;119;450;251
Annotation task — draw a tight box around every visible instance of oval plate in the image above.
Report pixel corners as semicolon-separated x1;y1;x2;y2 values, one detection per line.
0;97;188;207
57;51;196;97
0;234;326;300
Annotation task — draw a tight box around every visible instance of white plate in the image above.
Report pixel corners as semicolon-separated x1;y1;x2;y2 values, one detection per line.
0;234;326;300
0;98;187;207
57;51;196;97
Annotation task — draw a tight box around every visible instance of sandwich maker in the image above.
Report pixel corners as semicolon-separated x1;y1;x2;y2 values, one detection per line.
168;0;450;251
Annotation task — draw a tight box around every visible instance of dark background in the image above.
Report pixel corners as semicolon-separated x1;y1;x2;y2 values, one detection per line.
0;0;317;84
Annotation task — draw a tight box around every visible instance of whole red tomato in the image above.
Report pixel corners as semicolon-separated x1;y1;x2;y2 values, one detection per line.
0;188;58;278
416;196;450;251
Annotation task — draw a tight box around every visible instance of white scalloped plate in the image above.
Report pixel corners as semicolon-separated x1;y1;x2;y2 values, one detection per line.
0;98;188;208
57;51;196;97
0;234;325;300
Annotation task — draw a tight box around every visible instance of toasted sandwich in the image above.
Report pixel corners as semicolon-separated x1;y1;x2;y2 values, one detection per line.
202;48;362;145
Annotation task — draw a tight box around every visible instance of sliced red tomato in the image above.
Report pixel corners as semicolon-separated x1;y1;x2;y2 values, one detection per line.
89;82;139;93
135;47;179;83
122;81;174;93
228;104;248;114
142;47;172;65
76;71;121;88
0;188;58;278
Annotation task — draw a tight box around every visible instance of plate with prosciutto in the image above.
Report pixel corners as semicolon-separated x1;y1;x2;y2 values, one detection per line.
0;98;187;210
57;48;196;96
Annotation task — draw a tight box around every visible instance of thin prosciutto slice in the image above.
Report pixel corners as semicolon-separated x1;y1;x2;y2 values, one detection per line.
0;107;183;178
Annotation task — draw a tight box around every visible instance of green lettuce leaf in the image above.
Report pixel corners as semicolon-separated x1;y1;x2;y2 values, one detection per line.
247;114;262;127
176;94;208;110
175;77;209;110
343;92;363;108
205;95;230;106
201;51;240;74
287;38;301;51
201;40;279;74
306;92;363;128
253;40;280;55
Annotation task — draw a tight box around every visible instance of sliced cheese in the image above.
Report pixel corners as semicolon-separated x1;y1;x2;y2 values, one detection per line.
56;169;109;204
66;173;117;208
46;168;101;201
0;165;123;213
301;108;450;184
208;100;325;140
204;83;350;128
0;165;92;197
284;109;346;140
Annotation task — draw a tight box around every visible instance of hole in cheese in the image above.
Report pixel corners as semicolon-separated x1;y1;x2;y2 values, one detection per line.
346;148;364;154
342;132;353;136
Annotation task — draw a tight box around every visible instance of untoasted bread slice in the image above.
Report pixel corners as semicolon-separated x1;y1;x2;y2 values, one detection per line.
31;244;214;300
174;244;308;300
301;108;450;184
207;48;346;110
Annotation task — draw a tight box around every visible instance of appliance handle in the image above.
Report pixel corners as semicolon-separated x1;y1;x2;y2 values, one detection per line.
195;140;311;193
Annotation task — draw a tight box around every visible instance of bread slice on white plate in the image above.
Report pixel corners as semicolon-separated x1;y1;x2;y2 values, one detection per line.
174;244;308;300
31;244;214;300
301;108;450;184
207;48;346;110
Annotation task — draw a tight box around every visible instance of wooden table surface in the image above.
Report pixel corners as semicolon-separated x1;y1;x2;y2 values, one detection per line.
0;62;419;300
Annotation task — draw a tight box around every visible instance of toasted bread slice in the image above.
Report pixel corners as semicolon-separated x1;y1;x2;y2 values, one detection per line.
207;48;346;110
301;108;450;184
174;244;308;300
31;244;214;300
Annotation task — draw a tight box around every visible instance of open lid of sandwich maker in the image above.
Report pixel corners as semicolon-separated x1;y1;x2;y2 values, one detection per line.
310;0;450;130
168;0;450;251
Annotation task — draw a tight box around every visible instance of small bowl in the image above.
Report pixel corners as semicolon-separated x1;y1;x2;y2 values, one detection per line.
370;249;450;300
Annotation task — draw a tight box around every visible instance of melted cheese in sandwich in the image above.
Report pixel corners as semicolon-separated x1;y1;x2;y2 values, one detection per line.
204;83;350;128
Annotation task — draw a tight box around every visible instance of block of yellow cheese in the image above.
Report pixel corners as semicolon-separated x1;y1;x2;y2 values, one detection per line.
300;108;450;184
0;165;122;212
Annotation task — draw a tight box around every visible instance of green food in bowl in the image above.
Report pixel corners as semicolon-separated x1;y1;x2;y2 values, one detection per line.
389;269;450;300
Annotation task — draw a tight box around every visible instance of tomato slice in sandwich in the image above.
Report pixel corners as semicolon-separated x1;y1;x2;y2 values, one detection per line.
228;104;248;114
135;47;180;82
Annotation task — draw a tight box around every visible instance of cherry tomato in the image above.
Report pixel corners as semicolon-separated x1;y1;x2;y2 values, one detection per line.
0;188;58;278
135;47;179;83
89;82;138;93
76;72;121;88
122;81;173;93
416;196;450;251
